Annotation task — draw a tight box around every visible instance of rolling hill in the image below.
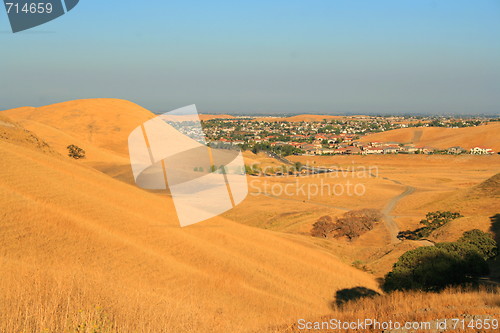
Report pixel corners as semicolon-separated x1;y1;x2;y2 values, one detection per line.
198;114;236;121
253;115;346;122
0;99;379;332
359;123;500;151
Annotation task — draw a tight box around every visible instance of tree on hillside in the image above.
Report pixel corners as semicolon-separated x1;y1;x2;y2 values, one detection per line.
458;229;498;260
67;144;85;159
310;209;382;240
335;209;382;240
311;216;337;238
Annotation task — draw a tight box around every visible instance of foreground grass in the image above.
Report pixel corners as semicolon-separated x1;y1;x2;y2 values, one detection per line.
271;286;500;333
2;264;498;333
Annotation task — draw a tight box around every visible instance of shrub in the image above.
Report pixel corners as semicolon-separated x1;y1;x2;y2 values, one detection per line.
383;229;495;292
67;145;85;159
398;211;462;240
458;229;498;260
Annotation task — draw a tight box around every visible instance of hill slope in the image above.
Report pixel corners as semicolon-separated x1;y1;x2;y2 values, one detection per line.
253;115;345;122
359;123;500;150
0;100;378;332
199;114;236;120
2;98;155;157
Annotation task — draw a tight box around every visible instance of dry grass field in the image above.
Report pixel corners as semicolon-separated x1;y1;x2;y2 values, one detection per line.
278;287;500;333
1;100;380;332
252;115;346;122
358;123;500;150
198;114;236;121
1;99;499;332
231;151;500;277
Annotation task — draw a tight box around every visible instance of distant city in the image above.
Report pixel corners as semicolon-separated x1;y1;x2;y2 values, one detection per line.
200;115;498;157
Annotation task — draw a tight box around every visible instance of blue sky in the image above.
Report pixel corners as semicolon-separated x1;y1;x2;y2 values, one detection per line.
1;0;499;114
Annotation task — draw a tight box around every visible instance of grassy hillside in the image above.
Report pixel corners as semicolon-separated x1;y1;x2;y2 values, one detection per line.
199;114;236;120
359;123;500;150
279;287;499;333
253;115;345;122
0;100;379;332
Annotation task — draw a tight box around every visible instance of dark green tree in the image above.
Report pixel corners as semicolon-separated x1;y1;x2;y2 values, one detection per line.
67;144;85;159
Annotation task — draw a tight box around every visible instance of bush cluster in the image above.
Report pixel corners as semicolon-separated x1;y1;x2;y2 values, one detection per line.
67;144;85;159
383;229;497;292
398;211;462;240
311;209;382;240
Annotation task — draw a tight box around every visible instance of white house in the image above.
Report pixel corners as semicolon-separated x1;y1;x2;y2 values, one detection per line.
470;147;494;155
363;147;384;154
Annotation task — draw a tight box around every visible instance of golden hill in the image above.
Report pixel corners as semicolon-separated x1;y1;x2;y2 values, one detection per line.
359;123;500;150
199;114;236;120
424;172;500;217
2;99;157;182
2;98;155;157
393;171;500;244
253;115;345;122
0;99;379;333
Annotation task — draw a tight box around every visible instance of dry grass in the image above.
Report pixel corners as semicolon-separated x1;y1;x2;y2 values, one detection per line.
1;100;499;332
0;103;380;332
252;115;345;122
270;286;500;333
199;114;236;121
358;123;500;150
243;154;500;277
3;263;497;332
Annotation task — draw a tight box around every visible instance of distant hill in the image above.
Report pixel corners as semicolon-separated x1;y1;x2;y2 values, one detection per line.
199;114;236;120
359;123;500;150
253;114;347;122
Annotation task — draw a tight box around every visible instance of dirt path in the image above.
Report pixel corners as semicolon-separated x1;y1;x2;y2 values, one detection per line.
411;129;423;143
377;176;434;246
382;185;415;243
262;157;432;246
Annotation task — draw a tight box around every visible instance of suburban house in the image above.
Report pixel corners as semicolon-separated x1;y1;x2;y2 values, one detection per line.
400;146;418;154
319;148;336;155
335;146;361;155
383;147;399;154
470;147;494;155
447;146;466;154
363;147;384;154
418;146;435;154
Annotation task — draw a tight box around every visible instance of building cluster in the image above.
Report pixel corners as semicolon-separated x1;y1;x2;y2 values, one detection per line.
257;135;495;156
201;117;496;156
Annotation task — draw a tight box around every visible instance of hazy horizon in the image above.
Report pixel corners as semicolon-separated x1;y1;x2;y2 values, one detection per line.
1;1;499;114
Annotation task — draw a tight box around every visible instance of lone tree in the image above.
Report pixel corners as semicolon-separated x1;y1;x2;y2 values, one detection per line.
311;216;337;238
67;144;85;159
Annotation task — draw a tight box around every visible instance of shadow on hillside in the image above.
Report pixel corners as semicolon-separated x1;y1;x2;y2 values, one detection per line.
332;287;379;309
488;214;500;281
